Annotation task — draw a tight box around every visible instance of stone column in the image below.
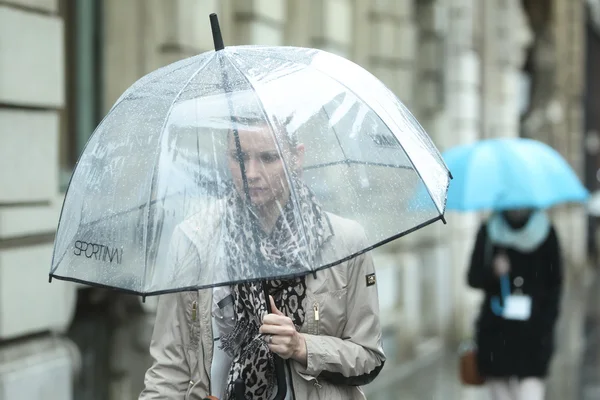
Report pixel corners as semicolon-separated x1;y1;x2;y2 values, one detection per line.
520;0;587;271
234;0;286;46
551;0;587;272
481;0;533;138
309;0;353;58
414;0;447;131
553;0;584;172
351;0;370;66
444;0;482;341
285;0;313;47
368;1;415;103
410;0;455;341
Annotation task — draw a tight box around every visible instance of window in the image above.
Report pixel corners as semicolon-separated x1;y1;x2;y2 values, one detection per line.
59;0;103;191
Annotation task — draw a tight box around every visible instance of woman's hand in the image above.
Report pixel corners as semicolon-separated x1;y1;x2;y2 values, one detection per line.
260;295;307;366
493;252;510;277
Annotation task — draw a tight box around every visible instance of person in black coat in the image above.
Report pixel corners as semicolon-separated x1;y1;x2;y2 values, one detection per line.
467;209;562;400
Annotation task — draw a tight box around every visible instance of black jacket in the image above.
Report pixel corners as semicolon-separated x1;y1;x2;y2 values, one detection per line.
467;223;562;378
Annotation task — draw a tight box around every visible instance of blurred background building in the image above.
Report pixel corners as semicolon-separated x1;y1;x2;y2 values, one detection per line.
0;0;597;399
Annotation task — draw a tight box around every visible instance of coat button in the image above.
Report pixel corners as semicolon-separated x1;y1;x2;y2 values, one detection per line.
514;276;524;287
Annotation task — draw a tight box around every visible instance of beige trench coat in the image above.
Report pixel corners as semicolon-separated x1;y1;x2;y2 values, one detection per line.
139;211;385;400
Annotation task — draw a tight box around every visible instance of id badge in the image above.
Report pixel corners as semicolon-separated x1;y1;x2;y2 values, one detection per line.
502;294;532;321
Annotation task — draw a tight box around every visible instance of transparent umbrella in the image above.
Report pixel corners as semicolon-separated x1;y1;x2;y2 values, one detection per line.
49;14;450;400
50;18;449;296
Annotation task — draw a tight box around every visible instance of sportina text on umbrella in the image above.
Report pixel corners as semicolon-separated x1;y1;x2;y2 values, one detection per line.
73;240;123;264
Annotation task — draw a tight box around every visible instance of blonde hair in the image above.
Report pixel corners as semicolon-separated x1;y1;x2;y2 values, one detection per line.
228;115;298;151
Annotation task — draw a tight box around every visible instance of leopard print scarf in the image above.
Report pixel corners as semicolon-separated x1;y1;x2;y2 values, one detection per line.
219;179;331;400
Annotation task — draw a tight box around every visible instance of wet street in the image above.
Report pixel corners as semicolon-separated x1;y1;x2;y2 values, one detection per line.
367;267;597;400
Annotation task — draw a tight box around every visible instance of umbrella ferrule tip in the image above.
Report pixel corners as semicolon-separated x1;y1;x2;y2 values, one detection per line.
209;13;225;51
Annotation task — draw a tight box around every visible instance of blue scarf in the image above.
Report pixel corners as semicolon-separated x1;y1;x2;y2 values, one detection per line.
487;210;550;253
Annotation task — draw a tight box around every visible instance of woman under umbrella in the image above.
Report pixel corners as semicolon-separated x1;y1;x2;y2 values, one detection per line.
139;119;385;400
467;209;562;400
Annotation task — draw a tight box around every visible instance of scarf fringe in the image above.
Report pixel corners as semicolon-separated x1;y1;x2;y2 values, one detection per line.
219;315;251;358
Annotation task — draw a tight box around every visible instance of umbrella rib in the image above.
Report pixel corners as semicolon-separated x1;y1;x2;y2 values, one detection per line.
307;66;446;217
141;55;214;292
303;159;412;171
319;102;352;167
223;54;315;271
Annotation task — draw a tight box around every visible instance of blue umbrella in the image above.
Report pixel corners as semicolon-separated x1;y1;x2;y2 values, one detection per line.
444;137;589;211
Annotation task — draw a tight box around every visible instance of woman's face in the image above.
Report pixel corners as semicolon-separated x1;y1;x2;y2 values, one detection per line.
502;208;533;226
227;125;304;209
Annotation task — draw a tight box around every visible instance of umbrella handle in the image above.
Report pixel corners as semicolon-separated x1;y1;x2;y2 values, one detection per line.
272;356;288;400
264;286;288;400
234;379;245;400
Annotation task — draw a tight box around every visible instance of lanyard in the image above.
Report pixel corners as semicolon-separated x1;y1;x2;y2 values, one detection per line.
490;274;511;316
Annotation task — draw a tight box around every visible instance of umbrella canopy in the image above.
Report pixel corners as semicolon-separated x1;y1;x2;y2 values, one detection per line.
50;44;450;296
444;137;589;211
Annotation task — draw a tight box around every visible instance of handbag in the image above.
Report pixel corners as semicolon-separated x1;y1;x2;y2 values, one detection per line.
458;340;485;385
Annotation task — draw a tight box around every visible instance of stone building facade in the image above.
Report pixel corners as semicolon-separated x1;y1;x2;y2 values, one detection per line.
0;0;590;398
